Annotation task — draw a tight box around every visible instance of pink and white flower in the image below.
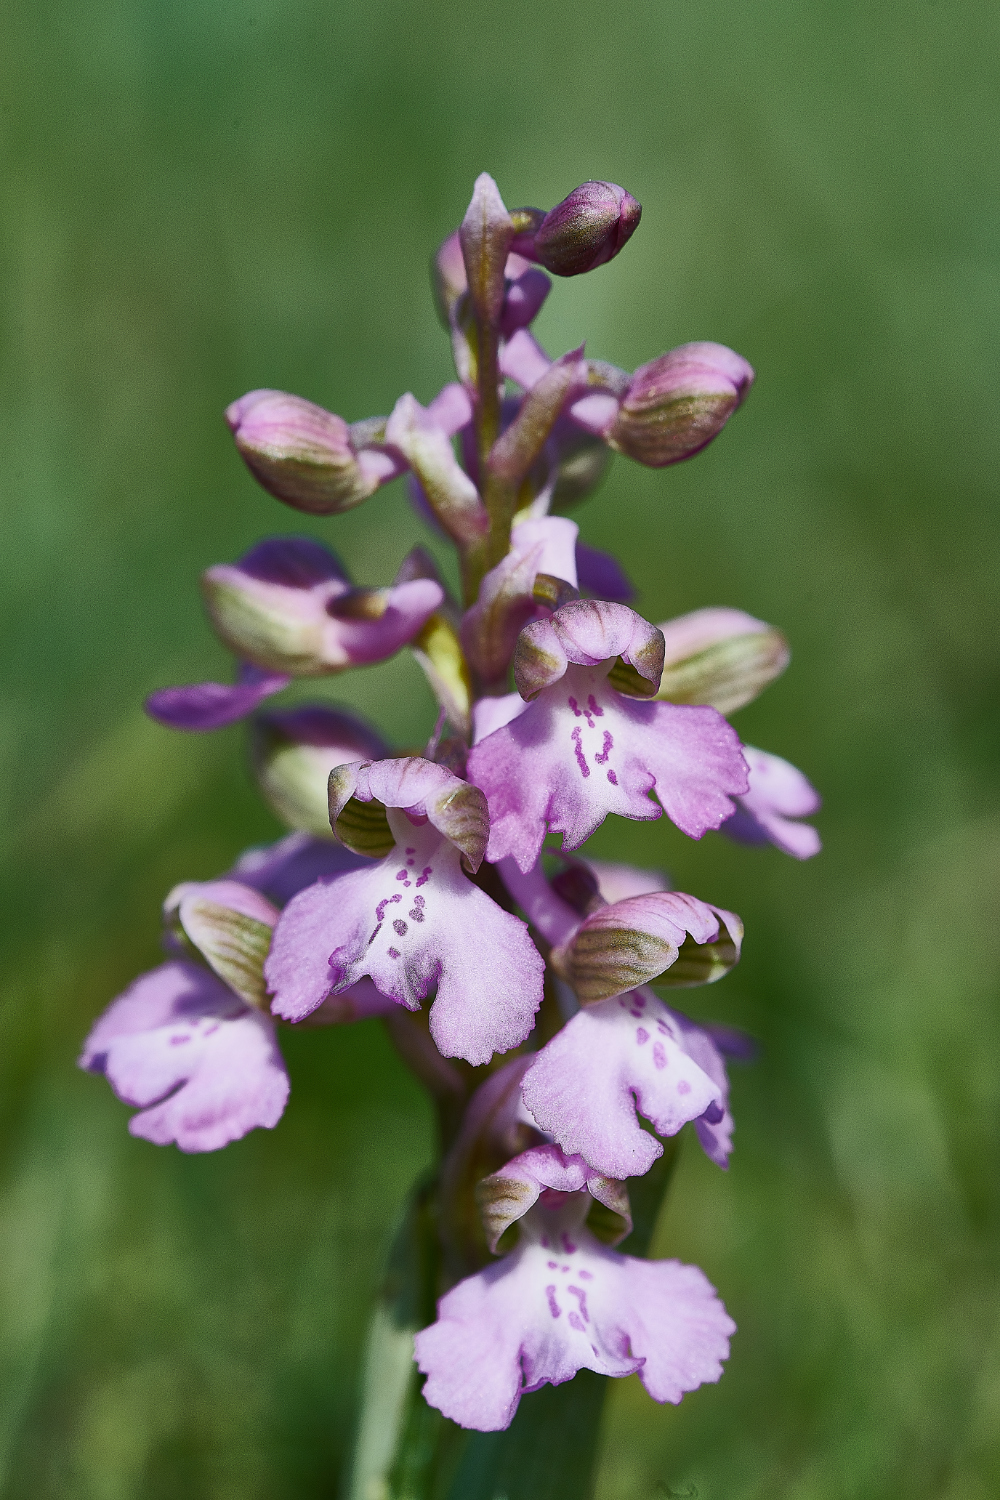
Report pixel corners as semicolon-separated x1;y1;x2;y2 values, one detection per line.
522;987;732;1179
415;1163;734;1432
265;757;545;1065
467;600;749;872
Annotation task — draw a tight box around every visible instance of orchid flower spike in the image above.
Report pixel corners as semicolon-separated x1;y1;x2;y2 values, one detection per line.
89;171;823;1465
265;757;545;1065
467;600;749;872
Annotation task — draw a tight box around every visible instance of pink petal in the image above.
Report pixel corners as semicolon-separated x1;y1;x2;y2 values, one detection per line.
165;878;279;930
320;577;443;666
471;692;529;744
145;670;289;730
80;960;288;1153
230;831;370;905
522;991;723;1178
601;1255;736;1404
658;606;770;665
426;382;473;436
120;1013;288;1153
496;856;582;950
265;826;543;1066
567;392;620;435
80;961;235;1066
583;859;669;903
499;329;552;390
722;745;821;859
510;517;579;586
468;665;747;872
574;543;634;603
232;535;350;587
499;267;551;337
740;745;821;818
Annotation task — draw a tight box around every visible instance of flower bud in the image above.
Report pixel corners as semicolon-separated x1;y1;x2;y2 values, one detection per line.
250;705;388;839
608;343;754;468
226;390;380;515
552;892;743;1003
201;536;443;676
513;182;641;278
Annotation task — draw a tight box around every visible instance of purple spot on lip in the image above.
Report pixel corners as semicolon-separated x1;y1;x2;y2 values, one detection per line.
568;696;582;717
568;1311;585;1331
578;1269;593;1280
169;1034;191;1045
547;1260;558;1269
387;946;400;959
606;769;618;785
636;1026;650;1045
594;730;614;766
546;1285;561;1319
571;726;590;778
393;919;408;937
367;922;383;945
586;694;604;718
395;869;409;882
653;1041;668;1069
568;1286;590;1322
409;907;424;921
405;847;415;855
677;1079;691;1094
561;1232;577;1254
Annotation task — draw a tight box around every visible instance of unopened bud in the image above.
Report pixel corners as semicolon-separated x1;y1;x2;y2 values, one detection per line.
250;706;387;838
226;390;380;515
608;343;754;468
513;182;641;278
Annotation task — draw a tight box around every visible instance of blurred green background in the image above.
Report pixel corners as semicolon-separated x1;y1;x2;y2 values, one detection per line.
2;0;998;1495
